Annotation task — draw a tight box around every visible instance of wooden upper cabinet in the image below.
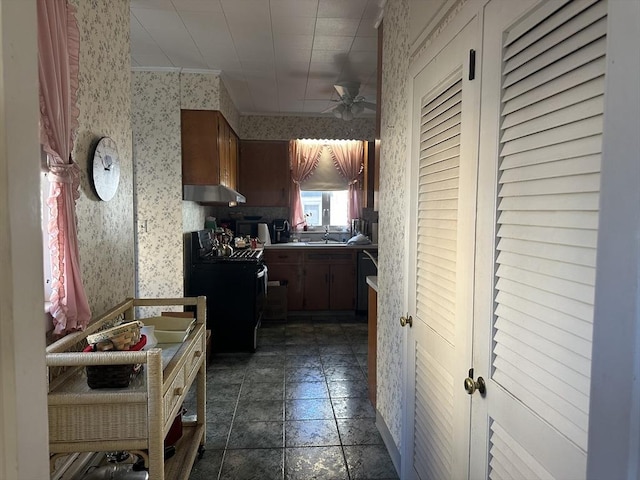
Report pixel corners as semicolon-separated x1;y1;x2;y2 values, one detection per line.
181;109;238;190
239;140;290;207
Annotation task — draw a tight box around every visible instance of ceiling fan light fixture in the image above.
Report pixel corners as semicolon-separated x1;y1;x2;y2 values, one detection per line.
332;103;345;118
351;102;364;116
342;107;354;121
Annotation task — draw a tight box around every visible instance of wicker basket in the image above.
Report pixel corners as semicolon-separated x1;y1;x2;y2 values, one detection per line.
83;335;147;389
86;321;143;350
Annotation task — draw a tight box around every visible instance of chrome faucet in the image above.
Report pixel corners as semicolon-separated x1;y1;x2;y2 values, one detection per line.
323;226;329;240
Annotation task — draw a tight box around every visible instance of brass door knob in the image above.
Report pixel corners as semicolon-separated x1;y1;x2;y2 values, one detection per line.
400;315;413;327
463;368;485;395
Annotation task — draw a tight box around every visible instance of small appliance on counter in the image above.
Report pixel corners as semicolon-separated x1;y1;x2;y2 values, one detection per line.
272;219;291;243
258;222;272;245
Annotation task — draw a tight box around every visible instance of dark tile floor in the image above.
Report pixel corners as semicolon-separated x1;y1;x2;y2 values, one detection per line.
185;315;399;480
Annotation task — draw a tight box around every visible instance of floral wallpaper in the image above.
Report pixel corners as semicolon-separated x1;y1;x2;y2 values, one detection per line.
131;70;242;316
132;71;184;317
70;0;134;318
240;115;375;141
377;0;410;451
180;72;240;133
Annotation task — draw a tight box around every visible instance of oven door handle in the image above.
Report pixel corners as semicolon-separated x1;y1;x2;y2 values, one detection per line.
257;265;267;279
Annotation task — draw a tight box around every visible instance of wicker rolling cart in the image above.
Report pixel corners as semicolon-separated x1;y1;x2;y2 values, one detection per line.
46;297;207;480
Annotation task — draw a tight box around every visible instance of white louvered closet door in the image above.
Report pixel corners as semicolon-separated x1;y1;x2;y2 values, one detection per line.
404;17;479;480
471;0;606;478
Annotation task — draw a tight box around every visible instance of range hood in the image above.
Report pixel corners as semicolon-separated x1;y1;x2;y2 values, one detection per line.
183;184;246;204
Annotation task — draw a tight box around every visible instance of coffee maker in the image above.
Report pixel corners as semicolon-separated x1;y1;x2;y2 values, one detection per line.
272;219;291;243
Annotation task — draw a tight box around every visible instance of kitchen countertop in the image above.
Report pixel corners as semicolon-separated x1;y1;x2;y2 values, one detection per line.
366;275;378;292
264;242;378;250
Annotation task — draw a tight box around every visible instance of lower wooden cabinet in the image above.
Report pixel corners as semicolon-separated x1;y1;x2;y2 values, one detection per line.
264;248;356;311
303;252;356;310
263;250;304;311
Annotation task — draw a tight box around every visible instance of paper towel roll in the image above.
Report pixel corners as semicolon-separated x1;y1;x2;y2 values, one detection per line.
257;223;271;246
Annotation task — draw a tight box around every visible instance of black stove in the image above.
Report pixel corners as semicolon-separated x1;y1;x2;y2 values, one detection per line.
185;230;266;352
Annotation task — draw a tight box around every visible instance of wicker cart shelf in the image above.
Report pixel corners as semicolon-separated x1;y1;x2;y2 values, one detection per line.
46;297;207;480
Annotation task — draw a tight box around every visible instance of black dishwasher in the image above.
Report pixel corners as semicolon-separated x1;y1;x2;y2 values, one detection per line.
357;250;378;312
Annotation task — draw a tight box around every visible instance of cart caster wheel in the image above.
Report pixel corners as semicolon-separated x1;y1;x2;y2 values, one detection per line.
198;445;206;459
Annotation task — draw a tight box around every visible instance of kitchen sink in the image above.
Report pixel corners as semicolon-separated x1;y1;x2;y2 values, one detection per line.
305;240;347;246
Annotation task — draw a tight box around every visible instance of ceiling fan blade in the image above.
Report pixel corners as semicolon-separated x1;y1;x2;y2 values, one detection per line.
321;103;340;114
360;101;377;110
334;81;360;100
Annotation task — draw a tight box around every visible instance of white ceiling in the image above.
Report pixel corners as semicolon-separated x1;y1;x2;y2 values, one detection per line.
130;0;383;117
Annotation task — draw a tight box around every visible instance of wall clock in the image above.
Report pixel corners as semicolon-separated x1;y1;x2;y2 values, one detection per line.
92;136;120;201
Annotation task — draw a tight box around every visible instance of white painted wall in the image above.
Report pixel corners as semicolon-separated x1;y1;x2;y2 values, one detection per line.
0;0;50;478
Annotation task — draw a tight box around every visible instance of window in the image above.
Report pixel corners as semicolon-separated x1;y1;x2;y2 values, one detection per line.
300;190;349;227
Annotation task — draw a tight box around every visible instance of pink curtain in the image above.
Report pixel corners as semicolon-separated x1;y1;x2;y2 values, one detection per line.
38;0;91;334
328;140;365;221
289;140;323;229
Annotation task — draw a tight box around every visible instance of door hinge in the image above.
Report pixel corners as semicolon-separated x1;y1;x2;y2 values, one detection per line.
469;49;476;81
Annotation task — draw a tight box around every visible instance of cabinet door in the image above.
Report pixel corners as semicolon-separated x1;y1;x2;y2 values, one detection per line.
303;264;330;310
267;263;304;311
329;263;355;310
264;250;304;311
239;140;290;206
181;110;220;185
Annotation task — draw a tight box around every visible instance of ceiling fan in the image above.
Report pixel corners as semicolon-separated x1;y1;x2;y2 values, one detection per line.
322;82;376;121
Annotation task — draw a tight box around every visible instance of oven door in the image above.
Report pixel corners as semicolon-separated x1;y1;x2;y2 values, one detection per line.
187;261;264;352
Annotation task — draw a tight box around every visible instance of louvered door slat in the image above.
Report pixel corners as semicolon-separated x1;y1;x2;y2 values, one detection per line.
503;37;606;100
421;80;462;122
498;192;600;212
496;277;594;323
496;320;589;392
489;423;555;480
498;173;601;197
498;210;599;229
497;237;597;267
414;344;453;479
497;250;595;284
502;57;605;113
499;155;600;183
501;97;603;142
501;134;602;169
421;157;459;176
504;4;607;77
421;135;461;159
496;289;593;341
422;112;462;141
495;303;592;358
492;359;588;450
493;340;590;408
499;116;602;156
497;224;598;249
502;77;605;129
497;264;594;303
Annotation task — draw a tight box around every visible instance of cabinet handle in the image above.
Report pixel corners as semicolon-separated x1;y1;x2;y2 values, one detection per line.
174;387;184;396
194;350;202;358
